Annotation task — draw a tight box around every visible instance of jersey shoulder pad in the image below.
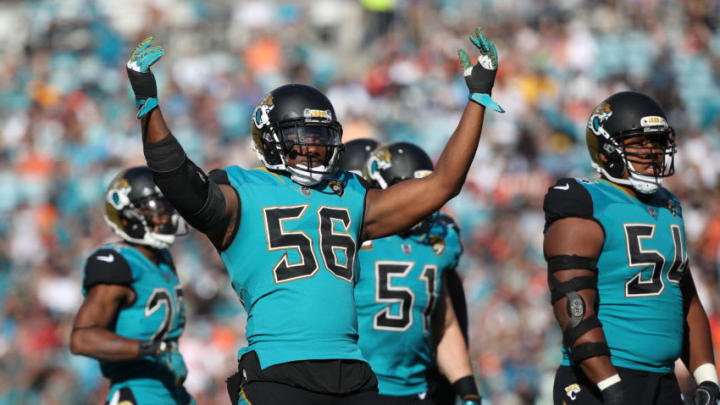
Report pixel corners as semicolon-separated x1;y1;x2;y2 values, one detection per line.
347;171;371;190
208;168;231;185
433;212;461;236
83;247;134;291
543;177;594;231
656;187;683;218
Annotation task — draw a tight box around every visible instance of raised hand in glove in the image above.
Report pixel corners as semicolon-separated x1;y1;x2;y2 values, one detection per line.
458;27;504;113
126;36;164;118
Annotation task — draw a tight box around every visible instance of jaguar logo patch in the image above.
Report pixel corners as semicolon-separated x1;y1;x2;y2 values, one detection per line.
565;383;581;400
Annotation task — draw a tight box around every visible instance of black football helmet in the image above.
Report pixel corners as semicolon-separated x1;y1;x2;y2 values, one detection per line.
586;91;676;194
104;166;180;249
365;142;434;189
251;84;343;186
337;138;379;176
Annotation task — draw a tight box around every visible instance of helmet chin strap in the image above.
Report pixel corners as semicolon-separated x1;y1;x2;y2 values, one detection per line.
287;163;328;186
104;216;176;250
594;163;661;195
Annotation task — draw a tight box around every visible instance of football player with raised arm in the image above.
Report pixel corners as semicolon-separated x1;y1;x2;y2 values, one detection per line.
124;27;503;404
340;141;481;405
70;167;193;405
543;92;719;405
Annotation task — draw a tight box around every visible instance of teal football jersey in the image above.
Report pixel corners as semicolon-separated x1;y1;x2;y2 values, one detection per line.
220;167;368;369
82;243;188;386
544;178;689;373
354;213;463;395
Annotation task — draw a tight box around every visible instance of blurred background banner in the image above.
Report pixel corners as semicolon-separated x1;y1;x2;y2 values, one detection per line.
0;0;719;403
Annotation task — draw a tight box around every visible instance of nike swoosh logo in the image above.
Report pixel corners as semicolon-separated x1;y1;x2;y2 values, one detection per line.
554;183;570;190
96;254;114;263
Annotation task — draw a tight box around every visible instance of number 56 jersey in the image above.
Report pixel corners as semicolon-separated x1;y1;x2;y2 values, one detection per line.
354;213;463;396
544;178;690;373
219;167;368;369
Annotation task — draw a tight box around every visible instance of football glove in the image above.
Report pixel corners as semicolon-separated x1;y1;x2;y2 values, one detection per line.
126;36;164;118
601;382;627;405
690;381;720;405
458;27;504;113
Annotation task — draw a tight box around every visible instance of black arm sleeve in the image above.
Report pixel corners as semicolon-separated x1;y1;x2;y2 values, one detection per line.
143;134;230;240
83;249;133;291
543;178;595;233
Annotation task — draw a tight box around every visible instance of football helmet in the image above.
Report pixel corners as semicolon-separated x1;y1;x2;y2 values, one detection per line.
251;84;343;186
365;142;434;190
104;166;180;249
337;138;379;177
586;91;676;194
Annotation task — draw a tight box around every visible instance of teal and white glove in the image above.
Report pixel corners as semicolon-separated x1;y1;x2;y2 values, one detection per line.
126;36;164;118
458;27;504;113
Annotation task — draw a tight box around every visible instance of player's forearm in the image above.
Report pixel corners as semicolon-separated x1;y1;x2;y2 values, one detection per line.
437;320;474;383
683;295;715;373
431;102;486;199
140;107;171;144
70;328;141;361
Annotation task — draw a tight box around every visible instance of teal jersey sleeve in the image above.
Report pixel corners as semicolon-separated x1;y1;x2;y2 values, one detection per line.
354;212;462;396
220;167;368;369
552;178;689;373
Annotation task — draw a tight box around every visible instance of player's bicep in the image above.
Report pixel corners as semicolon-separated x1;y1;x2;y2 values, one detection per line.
362;176;441;240
73;284;134;329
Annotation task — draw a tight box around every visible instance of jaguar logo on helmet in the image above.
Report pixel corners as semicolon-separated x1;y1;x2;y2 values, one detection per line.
253;94;274;130
366;148;393;188
106;178;132;210
587;102;613;139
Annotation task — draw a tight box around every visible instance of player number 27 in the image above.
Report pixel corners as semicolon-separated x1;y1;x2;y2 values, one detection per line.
263;205;356;283
624;223;687;297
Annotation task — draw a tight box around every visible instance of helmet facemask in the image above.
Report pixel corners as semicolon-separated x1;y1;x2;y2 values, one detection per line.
105;194;183;250
594;126;676;195
277;121;343;186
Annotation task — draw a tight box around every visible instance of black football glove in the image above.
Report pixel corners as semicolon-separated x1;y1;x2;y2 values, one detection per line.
126;36;163;118
691;381;720;405
457;27;504;113
601;382;627;405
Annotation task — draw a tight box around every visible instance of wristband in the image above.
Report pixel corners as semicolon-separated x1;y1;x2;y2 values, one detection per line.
469;93;505;113
597;374;621;391
138;340;166;357
694;363;719;385
453;375;481;402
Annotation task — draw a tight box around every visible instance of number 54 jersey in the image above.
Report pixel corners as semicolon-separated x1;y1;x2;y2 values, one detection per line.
544;178;690;373
354;213;463;396
82;243;187;385
219;167;368;369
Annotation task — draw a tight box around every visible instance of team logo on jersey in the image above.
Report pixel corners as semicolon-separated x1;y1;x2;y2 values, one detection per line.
666;199;679;216
328;179;345;197
648;207;657;218
429;235;446;256
564;383;581;400
587;102;613;139
401;243;412;254
300;186;312;196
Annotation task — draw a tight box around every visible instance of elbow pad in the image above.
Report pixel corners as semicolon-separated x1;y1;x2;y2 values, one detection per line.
144;134;228;235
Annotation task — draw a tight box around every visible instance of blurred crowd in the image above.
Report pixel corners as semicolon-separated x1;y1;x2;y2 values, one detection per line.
1;0;719;403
